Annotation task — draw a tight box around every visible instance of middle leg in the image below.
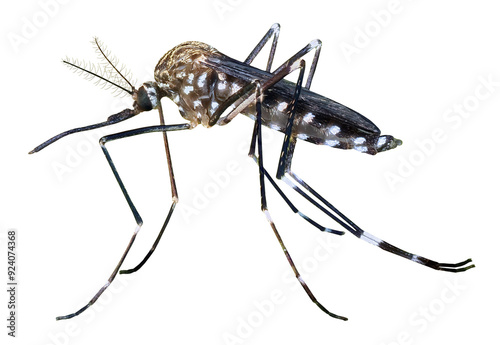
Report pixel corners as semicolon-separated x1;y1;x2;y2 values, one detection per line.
249;77;347;319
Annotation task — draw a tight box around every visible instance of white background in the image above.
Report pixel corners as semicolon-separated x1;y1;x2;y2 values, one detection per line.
1;0;499;344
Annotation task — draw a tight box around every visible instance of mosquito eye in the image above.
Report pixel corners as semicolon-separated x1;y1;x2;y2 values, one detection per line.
137;86;154;111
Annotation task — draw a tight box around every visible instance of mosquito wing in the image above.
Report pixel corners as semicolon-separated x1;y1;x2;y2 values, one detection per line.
203;53;381;135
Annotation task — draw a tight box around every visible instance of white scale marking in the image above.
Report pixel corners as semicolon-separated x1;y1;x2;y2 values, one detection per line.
197;72;207;87
277;102;288;112
231;83;241;93
360;232;382;246
354;137;366;145
325;140;340;147
377;136;387;147
329;125;341;135
303;112;315;123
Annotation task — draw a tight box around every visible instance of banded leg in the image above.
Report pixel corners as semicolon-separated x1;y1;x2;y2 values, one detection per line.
250;78;346;319
206;33;322;127
248;60;343;235
241;29;338;234
120;103;180;274
214;38;323;126
56;122;191;320
244;22;280;72
275;88;474;273
284;171;474;272
215;41;344;234
245;23;321;90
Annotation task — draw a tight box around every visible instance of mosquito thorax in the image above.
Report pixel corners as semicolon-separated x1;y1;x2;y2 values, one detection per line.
133;82;160;113
154;41;246;127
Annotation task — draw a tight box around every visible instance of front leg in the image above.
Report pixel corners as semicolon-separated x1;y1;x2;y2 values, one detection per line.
56;123;191;320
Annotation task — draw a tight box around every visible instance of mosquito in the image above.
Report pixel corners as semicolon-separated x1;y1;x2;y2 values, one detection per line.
30;23;475;321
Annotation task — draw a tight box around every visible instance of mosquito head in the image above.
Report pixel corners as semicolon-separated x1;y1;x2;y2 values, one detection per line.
29;39;165;155
133;82;161;113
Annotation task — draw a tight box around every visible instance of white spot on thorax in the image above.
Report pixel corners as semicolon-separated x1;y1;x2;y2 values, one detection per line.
183;86;194;94
197;72;207;87
193;100;202;108
297;133;308;140
187;73;194;84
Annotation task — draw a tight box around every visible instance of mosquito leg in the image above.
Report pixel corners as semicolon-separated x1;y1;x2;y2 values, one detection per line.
213;39;323;127
244;22;321;90
285;172;475;272
246;61;343;235
120;103;180;274
244;23;280;71
275;93;474;273
250;81;347;320
212;42;343;234
248;125;343;234
56;123;191;320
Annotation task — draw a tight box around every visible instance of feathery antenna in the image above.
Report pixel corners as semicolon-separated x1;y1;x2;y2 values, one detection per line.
62;38;136;97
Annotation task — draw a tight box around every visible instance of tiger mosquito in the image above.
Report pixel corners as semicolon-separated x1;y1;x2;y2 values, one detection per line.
30;23;475;321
